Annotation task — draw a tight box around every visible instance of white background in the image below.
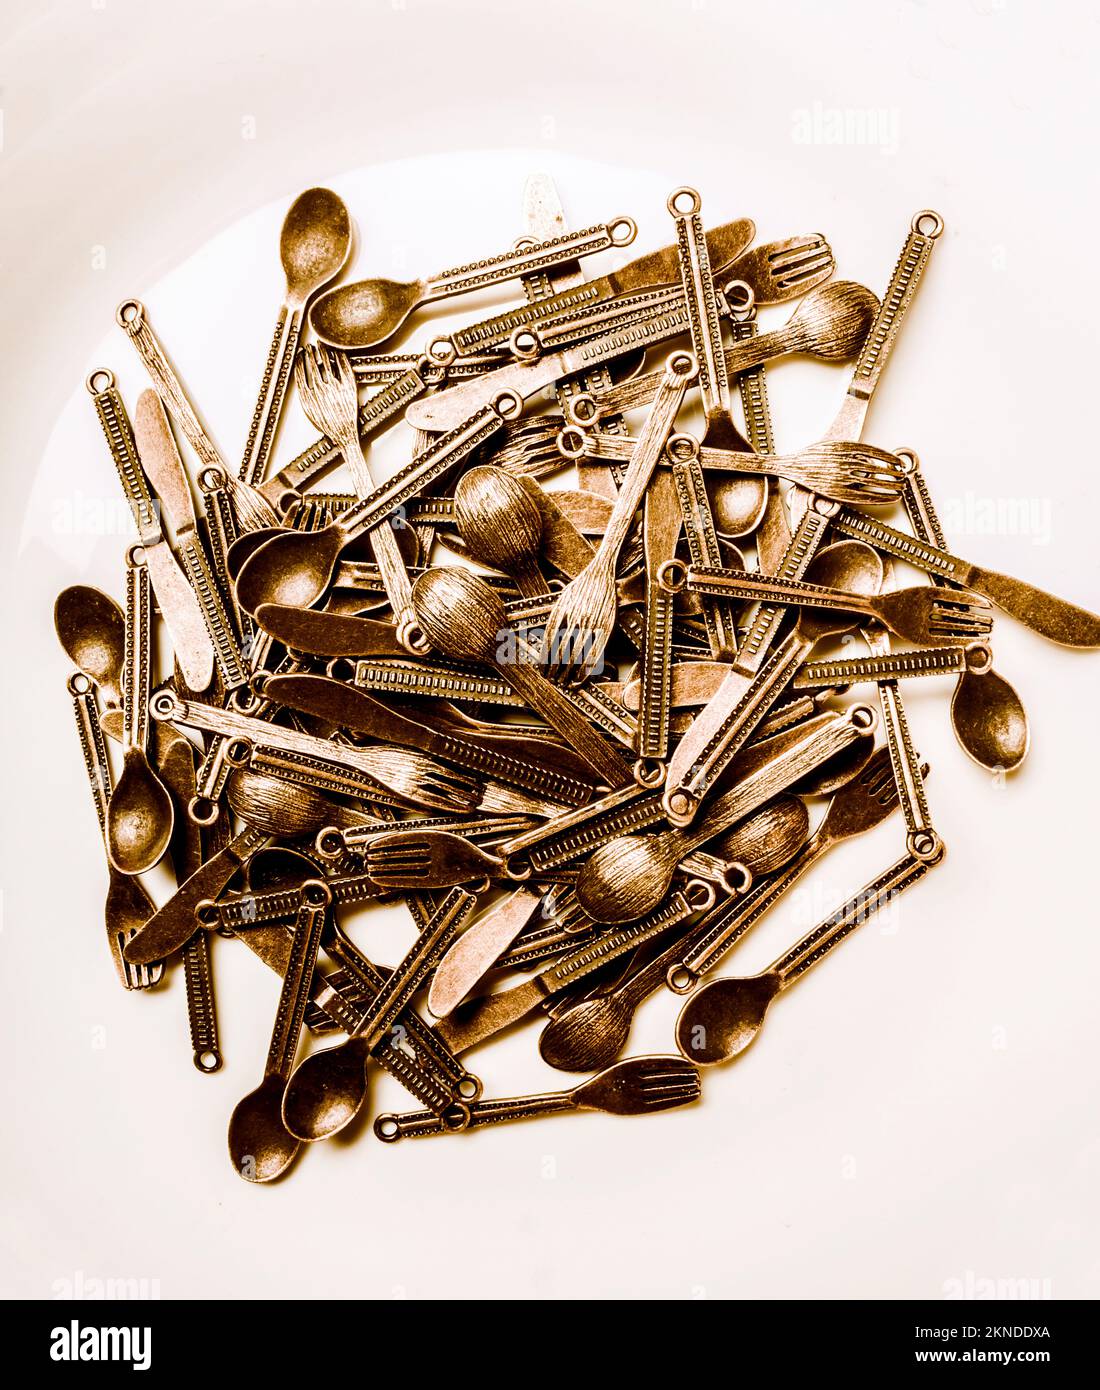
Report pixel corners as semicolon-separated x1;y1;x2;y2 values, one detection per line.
2;0;1099;1300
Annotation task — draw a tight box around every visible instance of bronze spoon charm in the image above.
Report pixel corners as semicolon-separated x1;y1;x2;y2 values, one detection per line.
233;393;521;616
280;888;478;1142
540;797;810;1072
239;188;352;490
576;705;875;923
309;216;637;349
105;551;174;875
674;849;940;1064
54;586;126;709
453;466;549;597
412;566;633;787
228;881;330;1182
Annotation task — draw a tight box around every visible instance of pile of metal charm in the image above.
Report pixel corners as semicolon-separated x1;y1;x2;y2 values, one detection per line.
55;178;1100;1182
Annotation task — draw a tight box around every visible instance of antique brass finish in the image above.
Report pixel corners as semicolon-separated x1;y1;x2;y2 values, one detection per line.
56;183;1099;1180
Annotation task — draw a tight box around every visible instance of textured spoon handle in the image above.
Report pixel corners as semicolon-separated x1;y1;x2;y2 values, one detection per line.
122;554;154;753
863;628;936;854
830;507;971;583
338;399;515;543
733;505;836;675
531;285;685;354
199;470;247;624
542;890;698;992
672;458;739;659
453;283;609;356
662;630;814;824
679;835;828;980
423;220;635;299
69;677;112;833
902;457;949;562
239;304;302;486
500;782;661;871
263;884;328;1079
182;931;220;1072
669;188;734;428
176;534;249;689
327;928;470;1089
794;645;968;689
733;307;791;574
376;1092;574;1140
637;468;682;760
684;566;877;614
824;210;944;439
773;850;937;988
323;935;464;1113
88;374;162;545
116;301;226;471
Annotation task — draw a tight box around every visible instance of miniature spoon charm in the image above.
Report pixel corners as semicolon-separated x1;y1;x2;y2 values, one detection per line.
105;549;174;875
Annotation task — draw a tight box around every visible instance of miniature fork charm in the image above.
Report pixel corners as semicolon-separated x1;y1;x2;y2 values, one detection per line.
374;1056;701;1140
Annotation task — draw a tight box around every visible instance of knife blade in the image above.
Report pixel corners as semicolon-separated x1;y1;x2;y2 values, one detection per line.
263;673;597;807
254;603;410;657
833;508;1100;648
133;390;250;687
124;826;270;964
427;886;546;1018
435;890;697;1055
88;376;216;692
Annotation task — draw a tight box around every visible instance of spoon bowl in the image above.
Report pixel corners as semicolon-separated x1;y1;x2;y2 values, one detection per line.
281;188;353;304
228;1073;301;1183
54;586;126;706
281;1035;371;1142
226;526;283;581
453;465;546;595
234;525;344;615
226;767;370;838
309;279;419;348
799;541;884;640
674;972;780;1064
106;751;174;875
781;280;879;360
539;993;634;1073
714;795;810;875
576;834;678;926
245;844;323;892
709;474;769;540
950;664;1029;772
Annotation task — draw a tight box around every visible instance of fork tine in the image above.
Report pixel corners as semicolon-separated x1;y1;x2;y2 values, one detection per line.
767;235;828;266
636;1061;698;1078
639;1088;700;1110
864;767;894;796
772;246;833;275
770;248;834;287
119;931;138;990
635;1073;700;1093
